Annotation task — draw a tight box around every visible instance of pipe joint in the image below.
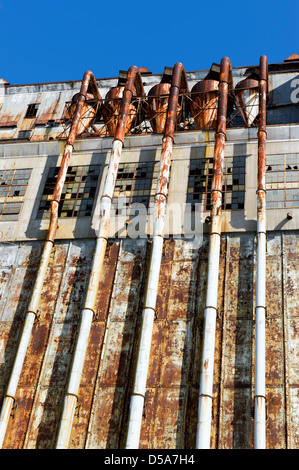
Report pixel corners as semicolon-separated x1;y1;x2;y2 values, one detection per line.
82;307;97;322
65;141;75;149
256;189;266;194
124;87;134;96
163;134;174;143
199;393;213;400
66;392;79;402
27;309;41;321
204;305;218;313
76;92;87;102
112;138;124;146
142;305;157;314
255;305;267;316
44;237;56;245
211;188;223;195
209;231;221;237
101;193;113;202
4;394;16;403
256;231;267;237
131;392;146;399
155;191;167;200
215;130;226;139
255;394;267;400
258;128;267;135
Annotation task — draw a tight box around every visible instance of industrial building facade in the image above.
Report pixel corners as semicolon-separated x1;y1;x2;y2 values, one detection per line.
0;55;298;449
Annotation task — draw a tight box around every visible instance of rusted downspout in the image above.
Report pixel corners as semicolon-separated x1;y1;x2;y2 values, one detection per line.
254;55;268;449
125;63;188;449
55;66;145;449
0;71;101;449
196;57;231;449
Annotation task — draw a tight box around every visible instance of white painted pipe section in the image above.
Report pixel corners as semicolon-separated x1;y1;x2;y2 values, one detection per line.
125;235;164;449
56;139;123;449
254;56;267;449
0;239;53;448
196;215;221;449
56;309;94;448
0;72;101;448
125;134;172;449
254;196;266;449
196;58;230;449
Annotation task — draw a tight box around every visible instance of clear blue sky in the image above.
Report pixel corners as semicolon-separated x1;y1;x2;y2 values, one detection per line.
1;0;297;85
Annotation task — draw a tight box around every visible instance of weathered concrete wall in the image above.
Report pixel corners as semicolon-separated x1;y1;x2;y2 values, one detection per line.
0;232;297;449
0;131;299;244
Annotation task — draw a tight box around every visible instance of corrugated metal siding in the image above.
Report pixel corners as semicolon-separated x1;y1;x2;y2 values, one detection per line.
0;233;298;448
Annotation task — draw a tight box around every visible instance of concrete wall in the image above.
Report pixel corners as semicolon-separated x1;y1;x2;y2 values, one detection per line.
0;126;299;243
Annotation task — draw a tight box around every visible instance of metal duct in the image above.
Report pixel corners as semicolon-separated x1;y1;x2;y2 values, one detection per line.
196;57;232;449
235;77;259;127
55;66;145;449
69;92;97;135
102;80;138;136
0;71;102;449
254;54;268;449
146;67;183;134
125;62;189;449
190;65;221;130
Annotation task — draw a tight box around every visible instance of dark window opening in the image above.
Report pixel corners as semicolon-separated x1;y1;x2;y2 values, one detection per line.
112;160;170;218
266;153;299;208
0;168;32;221
25;103;39;119
187;155;246;211
37;164;101;219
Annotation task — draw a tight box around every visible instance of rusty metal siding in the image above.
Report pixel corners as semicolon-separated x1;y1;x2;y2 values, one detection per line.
0;233;298;448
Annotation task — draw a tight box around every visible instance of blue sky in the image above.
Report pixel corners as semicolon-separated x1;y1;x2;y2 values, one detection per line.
1;0;297;85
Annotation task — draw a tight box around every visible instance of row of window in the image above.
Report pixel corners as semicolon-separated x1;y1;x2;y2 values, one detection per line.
0;153;299;222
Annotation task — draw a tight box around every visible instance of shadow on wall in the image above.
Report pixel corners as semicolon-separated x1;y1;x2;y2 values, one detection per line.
232;233;255;449
25;151;107;241
172;233;255;449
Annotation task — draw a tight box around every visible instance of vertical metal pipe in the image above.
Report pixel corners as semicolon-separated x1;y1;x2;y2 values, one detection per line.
254;55;268;449
125;63;188;449
55;66;145;449
196;57;231;449
0;71;101;449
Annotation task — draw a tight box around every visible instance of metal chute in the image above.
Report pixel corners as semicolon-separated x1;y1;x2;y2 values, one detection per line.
234;77;259;126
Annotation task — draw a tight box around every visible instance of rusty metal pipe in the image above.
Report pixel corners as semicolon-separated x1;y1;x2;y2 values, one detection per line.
125;63;188;449
254;55;268;449
196;57;231;449
0;71;101;449
55;66;145;449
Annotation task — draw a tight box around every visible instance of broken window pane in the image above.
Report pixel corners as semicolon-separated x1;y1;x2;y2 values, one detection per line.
37;164;101;218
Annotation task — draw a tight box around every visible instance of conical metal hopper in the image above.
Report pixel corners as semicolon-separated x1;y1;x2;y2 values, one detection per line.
102;85;138;136
69;92;96;135
235;78;259;126
190;79;219;130
147;82;181;134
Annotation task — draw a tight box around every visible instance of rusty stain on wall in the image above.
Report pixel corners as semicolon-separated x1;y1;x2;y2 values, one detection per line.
0;232;297;449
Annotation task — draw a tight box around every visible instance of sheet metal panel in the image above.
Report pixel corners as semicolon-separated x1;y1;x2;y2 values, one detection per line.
0;234;298;448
